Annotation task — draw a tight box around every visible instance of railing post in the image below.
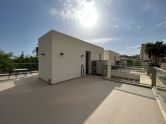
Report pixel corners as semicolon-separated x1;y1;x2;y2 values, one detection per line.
147;65;152;75
152;67;156;87
106;61;111;79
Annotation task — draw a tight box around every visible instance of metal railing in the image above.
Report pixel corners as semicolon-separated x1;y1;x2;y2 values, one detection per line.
111;65;147;73
153;67;166;89
151;67;166;109
103;65;147;83
13;63;38;71
0;63;38;74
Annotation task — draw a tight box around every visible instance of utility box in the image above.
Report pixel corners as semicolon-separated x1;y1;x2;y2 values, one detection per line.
91;60;108;75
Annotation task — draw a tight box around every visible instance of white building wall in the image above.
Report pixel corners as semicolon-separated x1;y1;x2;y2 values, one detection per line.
38;32;52;82
104;50;120;64
104;51;109;61
39;30;104;84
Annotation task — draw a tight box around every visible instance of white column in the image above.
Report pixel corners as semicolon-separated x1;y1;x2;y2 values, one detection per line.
106;61;111;79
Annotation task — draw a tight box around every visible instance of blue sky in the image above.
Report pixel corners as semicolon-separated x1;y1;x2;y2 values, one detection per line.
0;0;166;56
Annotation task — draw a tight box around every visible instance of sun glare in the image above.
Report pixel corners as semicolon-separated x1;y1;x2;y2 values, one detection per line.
78;1;98;28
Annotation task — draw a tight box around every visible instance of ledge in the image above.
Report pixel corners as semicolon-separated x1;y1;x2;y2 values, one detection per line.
152;87;166;122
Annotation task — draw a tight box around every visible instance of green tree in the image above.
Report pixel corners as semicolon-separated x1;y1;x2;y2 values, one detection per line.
144;43;153;62
14;51;25;63
134;60;141;66
127;59;134;66
14;51;38;70
32;46;38;56
145;41;166;65
0;50;13;73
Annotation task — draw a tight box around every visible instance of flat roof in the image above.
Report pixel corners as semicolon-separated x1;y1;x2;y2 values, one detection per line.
39;30;104;50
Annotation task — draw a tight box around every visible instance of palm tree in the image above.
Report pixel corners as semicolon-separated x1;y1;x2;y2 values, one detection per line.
145;41;166;65
153;42;165;64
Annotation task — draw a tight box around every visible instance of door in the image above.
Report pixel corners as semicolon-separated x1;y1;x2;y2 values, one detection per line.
85;51;91;74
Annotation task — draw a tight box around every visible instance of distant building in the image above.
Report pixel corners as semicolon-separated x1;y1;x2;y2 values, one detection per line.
104;50;120;65
140;44;149;61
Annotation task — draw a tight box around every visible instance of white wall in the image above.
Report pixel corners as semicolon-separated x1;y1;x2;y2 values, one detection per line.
39;30;104;84
38;31;52;82
104;50;120;64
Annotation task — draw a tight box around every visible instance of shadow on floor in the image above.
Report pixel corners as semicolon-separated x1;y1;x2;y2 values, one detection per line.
115;87;155;100
0;75;123;124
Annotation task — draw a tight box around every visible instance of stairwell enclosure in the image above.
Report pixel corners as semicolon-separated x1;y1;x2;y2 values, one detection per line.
38;30;104;84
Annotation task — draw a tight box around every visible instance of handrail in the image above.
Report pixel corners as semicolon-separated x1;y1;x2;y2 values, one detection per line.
14;63;38;64
154;67;166;74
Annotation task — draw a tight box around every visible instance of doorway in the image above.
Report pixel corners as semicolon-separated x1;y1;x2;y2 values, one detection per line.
85;51;91;74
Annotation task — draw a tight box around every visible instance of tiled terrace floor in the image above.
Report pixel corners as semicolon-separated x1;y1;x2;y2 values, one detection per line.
0;75;165;124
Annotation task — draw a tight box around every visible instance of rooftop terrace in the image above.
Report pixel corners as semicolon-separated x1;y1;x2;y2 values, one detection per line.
0;75;165;124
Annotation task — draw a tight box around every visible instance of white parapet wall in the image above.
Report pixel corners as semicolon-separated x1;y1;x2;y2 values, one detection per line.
38;30;104;84
103;50;120;65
